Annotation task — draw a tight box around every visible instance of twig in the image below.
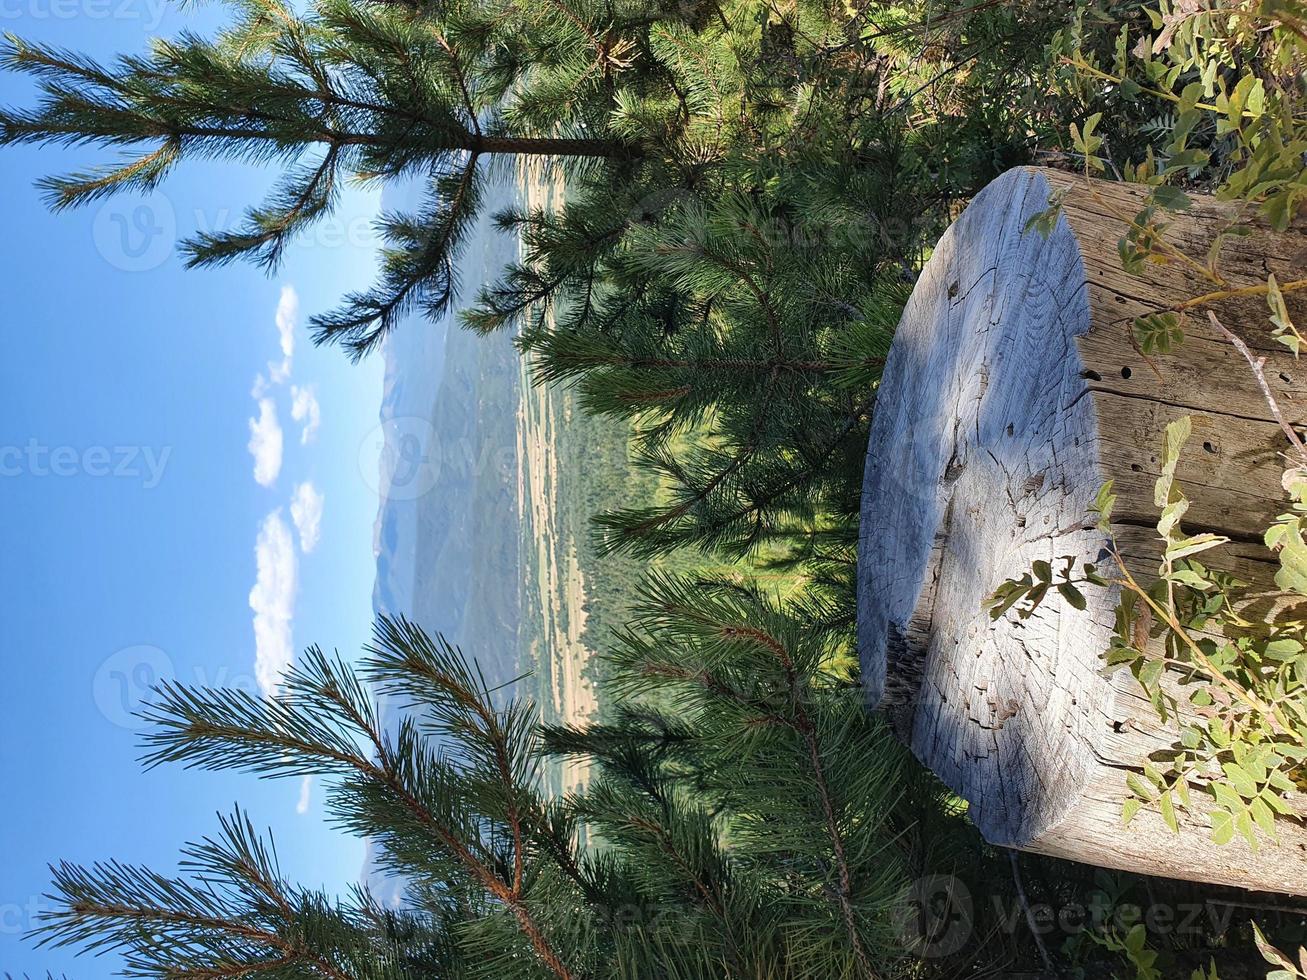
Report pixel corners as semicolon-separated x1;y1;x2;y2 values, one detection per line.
1178;277;1307;313
1008;850;1053;973
1206;311;1307;467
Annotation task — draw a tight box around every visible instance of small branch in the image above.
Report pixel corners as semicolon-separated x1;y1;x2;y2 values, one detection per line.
1178;277;1307;314
1109;550;1293;730
1007;849;1053;973
1206;311;1307;466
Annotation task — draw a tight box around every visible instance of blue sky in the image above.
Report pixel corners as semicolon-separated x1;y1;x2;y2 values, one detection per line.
0;9;389;976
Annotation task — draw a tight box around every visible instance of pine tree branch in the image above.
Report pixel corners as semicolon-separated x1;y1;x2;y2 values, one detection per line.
378;632;529;898
648;601;881;980
711;394;875;548
143;638;581;980
472;134;635;157
655;241;782;341
342;719;578;980
430;29;481;136
47;890;354;980
596;366;784;553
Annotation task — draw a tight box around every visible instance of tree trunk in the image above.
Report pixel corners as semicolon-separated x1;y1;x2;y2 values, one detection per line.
857;166;1307;895
475;135;637;159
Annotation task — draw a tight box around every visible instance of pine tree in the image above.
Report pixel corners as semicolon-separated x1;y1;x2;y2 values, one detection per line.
0;0;691;358
33;604;911;979
0;0;1054;563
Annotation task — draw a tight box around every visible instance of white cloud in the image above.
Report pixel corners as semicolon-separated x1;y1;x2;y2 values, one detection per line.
290;385;321;444
249;510;297;698
272;285;299;381
276;285;298;359
268;358;291;385
296;775;312;815
247;398;284;487
290;481;324;553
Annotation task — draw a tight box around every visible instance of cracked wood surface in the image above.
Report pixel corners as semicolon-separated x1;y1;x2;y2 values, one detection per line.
858;166;1307;894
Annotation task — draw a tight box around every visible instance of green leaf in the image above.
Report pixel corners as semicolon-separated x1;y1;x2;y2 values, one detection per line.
1174;776;1191;809
1155;415;1192;509
1125;923;1147;956
1137;658;1164;691
1166;533;1229;561
1221;762;1257;800
1021;583;1048;617
1159;790;1179;833
1127;771;1155;801
1212;781;1244;812
1235;808;1257;849
1265;638;1304;660
1169;569;1212;589
985;578;1032;620
1122;797;1142;825
1158;498;1191;539
1249;797;1277;839
1162;416;1192;470
1253;922;1295;969
1210;808;1234;845
1152;185;1192;211
1268;273;1302;356
1134;312;1185;355
1071;112;1105;170
1024;188;1069;238
1163;148;1210;173
1058;582;1087;610
1275;537;1307;597
1092;480;1117;531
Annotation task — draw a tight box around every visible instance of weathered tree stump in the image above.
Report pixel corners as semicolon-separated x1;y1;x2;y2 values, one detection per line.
858;166;1307;895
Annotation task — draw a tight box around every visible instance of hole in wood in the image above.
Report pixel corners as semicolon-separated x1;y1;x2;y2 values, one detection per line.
1130;463;1142;472
1081;369;1102;382
1203;441;1217;454
1120;366;1132;379
1281;372;1293;384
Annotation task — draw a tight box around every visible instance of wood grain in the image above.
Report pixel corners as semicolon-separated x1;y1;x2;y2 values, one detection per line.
858;166;1307;895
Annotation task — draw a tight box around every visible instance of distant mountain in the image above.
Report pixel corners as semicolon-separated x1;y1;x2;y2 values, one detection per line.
367;173;521;648
361;173;525;906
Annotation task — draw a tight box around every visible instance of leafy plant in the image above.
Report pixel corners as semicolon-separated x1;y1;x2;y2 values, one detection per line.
992;417;1307;848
